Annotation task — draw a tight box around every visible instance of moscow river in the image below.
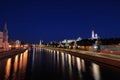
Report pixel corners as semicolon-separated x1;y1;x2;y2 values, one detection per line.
0;47;120;80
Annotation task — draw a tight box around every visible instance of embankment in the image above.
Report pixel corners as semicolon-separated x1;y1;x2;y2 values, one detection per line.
45;47;120;68
0;49;27;59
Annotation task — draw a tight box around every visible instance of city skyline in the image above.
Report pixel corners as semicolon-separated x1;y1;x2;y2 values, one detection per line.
0;0;120;43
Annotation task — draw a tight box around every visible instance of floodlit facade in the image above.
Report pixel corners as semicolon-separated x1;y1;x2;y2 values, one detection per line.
0;32;3;48
0;23;9;51
62;39;75;44
91;30;99;39
62;37;82;44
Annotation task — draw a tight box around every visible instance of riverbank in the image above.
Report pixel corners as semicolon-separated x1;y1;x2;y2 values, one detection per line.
100;50;120;55
0;48;27;59
44;47;120;68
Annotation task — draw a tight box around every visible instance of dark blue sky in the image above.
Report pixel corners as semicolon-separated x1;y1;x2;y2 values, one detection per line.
0;0;120;43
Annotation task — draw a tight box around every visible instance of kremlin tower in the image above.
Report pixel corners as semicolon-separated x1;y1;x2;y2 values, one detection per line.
3;22;9;51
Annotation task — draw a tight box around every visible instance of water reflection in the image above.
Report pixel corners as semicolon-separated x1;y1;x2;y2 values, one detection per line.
57;51;59;54
19;53;23;71
12;55;19;80
67;54;73;80
81;59;86;72
23;50;28;71
53;51;56;66
0;48;120;80
54;50;56;54
14;55;18;73
5;58;11;80
61;52;65;73
76;57;82;79
32;48;35;70
92;63;101;80
46;49;102;80
0;50;28;80
72;56;75;67
57;51;60;68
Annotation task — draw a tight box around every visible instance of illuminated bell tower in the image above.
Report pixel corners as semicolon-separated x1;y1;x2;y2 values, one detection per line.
92;30;95;39
3;22;9;51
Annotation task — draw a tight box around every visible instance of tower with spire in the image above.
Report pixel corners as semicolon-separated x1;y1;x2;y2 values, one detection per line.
91;29;99;39
3;22;9;51
3;22;8;42
92;29;95;39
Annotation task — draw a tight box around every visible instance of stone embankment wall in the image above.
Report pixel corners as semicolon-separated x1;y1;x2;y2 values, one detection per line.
0;49;26;59
46;47;120;68
78;45;120;55
100;45;120;55
101;45;120;51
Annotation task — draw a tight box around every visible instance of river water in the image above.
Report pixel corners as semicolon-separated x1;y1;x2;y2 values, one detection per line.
0;47;120;80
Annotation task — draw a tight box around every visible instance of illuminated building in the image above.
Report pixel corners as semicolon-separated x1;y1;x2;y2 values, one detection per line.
0;22;9;51
62;37;82;44
91;30;99;39
15;40;21;48
0;32;3;48
61;37;82;48
9;40;21;49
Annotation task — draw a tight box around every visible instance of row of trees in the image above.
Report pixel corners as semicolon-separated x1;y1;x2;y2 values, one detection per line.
77;38;120;46
47;38;120;47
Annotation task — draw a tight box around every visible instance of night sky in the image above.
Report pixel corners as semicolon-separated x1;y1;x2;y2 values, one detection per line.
0;0;120;43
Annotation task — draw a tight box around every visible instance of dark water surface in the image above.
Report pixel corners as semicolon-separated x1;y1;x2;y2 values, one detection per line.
0;47;120;80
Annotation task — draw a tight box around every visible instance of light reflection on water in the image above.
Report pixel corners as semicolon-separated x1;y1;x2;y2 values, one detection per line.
14;55;18;73
57;51;60;68
32;47;35;70
61;52;65;74
22;50;28;72
81;59;86;72
67;54;73;80
92;63;101;80
44;49;120;80
0;48;120;80
0;50;28;80
19;53;23;71
5;58;11;80
72;56;75;67
12;55;19;80
76;57;82;79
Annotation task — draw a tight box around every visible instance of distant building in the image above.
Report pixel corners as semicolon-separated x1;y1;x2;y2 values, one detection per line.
61;37;82;48
62;37;82;44
15;40;21;48
62;39;75;44
39;40;42;46
39;40;44;47
9;40;21;49
0;23;9;51
91;30;99;39
76;37;82;41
